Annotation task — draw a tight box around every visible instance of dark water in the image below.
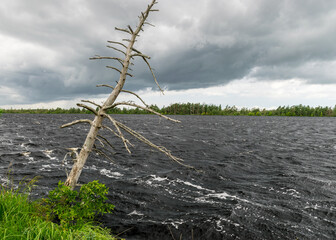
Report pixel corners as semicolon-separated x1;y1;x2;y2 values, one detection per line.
1;114;336;239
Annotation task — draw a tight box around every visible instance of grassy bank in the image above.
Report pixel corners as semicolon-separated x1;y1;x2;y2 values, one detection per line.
0;183;119;240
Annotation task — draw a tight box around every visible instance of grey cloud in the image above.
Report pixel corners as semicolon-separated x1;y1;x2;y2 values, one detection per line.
1;0;336;105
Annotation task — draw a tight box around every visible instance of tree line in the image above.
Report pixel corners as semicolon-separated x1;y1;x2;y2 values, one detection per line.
2;103;336;117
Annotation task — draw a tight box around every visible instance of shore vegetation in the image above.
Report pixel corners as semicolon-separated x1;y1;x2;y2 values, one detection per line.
2;103;336;117
0;178;120;240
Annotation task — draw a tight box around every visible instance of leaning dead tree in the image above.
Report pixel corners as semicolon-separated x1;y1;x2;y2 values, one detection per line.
61;0;190;190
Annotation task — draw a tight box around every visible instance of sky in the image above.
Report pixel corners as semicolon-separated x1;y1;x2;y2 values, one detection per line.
1;0;336;109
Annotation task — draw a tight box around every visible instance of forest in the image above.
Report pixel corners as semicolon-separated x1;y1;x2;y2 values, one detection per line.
2;103;336;117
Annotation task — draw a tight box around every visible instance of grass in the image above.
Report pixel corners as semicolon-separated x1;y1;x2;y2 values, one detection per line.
0;180;121;240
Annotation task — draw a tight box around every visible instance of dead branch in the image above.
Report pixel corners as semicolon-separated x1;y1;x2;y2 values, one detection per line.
115;27;132;34
96;84;115;89
142;57;164;93
81;100;102;109
103;114;132;154
95;136;105;147
116;120;194;169
77;103;98;115
61;119;92;128
93;147;115;163
105;102;180;123
131;53;151;59
107;41;127;49
97;134;115;150
97;84;149;107
106;45;126;55
144;22;155;27
127;25;134;34
106;66;122;74
90;56;124;65
122;39;135;43
102;125;119;138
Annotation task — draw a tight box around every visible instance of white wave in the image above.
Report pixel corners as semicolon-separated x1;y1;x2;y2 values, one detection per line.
20;151;34;162
100;169;123;178
43;150;57;160
128;210;144;216
162;219;186;229
146;175;169;185
208;192;235;199
176;178;215;193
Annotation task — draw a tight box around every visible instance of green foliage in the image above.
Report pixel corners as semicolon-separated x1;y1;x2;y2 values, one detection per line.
43;180;114;228
0;179;118;239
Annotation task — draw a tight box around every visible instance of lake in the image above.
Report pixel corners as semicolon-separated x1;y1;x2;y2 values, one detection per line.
0;114;336;239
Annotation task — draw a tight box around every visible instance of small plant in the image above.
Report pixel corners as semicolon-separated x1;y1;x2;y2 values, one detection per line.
1;177;118;239
43;180;114;228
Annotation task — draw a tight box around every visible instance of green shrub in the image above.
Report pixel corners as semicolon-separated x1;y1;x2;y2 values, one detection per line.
43;180;115;228
0;179;118;239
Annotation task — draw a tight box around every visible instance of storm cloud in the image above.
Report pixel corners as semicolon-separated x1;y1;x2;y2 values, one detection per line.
1;0;336;106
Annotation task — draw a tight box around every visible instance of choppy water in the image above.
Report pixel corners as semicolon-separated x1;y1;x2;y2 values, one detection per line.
1;114;336;239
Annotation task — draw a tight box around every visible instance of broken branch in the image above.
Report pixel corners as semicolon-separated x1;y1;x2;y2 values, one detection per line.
106;45;126;56
60;119;93;128
106;66;122;74
97;134;115;150
116;120;194;169
107;41;127;49
105;102;180;123
97;85;149;107
103;114;132;154
90;56;124;66
77;103;98;115
115;27;131;34
93;147;115;163
81;100;102;109
142;57;164;93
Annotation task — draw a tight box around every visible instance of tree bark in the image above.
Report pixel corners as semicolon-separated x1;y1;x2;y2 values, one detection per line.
64;115;103;189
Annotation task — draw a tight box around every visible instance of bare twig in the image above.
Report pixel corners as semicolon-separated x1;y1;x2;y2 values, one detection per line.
81;100;102;109
95;136;105;147
104;114;132;154
115;27;131;34
77;103;98;115
106;45;126;56
144;22;155;27
131;53;151;59
97;134;115;150
127;25;134;34
106;66;122;74
142;57;164;93
105;102;180;123
60;119;92;128
90;56;124;66
97;84;149;107
107;41;127;49
102;125;119;138
93;147;115;163
115;120;194;169
168;226;176;240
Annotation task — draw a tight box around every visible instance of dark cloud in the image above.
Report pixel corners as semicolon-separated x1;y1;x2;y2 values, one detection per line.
1;0;336;105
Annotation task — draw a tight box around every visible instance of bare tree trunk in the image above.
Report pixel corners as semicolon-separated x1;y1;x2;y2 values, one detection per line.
64;115;103;189
61;0;191;190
